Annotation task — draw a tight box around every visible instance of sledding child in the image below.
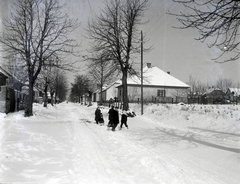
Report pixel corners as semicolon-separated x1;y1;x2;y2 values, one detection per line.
99;112;104;125
95;107;101;124
108;106;115;128
119;110;128;130
112;107;119;131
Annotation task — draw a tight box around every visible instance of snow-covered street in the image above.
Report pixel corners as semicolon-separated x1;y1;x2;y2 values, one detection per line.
0;102;239;184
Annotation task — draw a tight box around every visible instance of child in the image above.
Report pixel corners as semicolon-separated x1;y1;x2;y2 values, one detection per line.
119;110;128;130
99;113;104;125
95;107;101;124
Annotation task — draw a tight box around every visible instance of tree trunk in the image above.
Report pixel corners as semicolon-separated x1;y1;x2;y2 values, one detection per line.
55;90;58;104
43;82;48;107
50;91;54;106
100;65;104;105
100;85;103;105
25;81;34;117
122;70;129;110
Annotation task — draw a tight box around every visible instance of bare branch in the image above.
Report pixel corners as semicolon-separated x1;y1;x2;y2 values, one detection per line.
170;0;240;62
87;0;149;110
0;0;80;116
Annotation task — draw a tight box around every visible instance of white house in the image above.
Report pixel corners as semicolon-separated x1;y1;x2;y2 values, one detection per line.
101;81;121;101
92;89;100;102
116;63;190;103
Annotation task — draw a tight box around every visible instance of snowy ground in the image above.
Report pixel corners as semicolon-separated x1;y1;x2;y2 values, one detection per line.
0;102;239;184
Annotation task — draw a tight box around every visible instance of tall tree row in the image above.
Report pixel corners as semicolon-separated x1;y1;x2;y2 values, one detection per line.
70;75;90;103
0;0;79;116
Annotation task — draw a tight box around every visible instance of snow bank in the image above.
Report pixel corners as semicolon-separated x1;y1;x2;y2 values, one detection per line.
0;102;239;184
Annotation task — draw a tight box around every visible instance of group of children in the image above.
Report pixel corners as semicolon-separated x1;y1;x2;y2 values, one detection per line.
94;106;128;131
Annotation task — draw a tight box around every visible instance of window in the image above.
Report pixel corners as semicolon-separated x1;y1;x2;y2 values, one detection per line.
0;76;7;86
157;90;166;97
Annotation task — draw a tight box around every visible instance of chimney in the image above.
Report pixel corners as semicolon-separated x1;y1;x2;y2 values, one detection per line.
147;63;151;68
167;71;170;75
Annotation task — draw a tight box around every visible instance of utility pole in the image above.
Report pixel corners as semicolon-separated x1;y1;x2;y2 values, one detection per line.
141;31;143;115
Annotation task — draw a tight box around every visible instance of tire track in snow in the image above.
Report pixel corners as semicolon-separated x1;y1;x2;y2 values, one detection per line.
70;119;129;183
64;104;225;184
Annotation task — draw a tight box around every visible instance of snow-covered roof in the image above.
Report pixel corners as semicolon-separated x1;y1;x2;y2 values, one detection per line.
102;80;121;92
205;87;222;94
227;88;240;96
117;66;189;88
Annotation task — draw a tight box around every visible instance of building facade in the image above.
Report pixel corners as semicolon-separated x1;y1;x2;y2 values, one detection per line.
117;64;189;103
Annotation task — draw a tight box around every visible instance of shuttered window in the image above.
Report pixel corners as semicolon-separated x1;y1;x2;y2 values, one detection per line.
157;90;166;97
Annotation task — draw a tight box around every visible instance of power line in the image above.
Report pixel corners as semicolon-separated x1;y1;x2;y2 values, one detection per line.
144;1;180;47
87;0;94;15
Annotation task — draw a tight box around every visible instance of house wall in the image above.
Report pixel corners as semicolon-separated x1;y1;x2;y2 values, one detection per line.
92;92;101;102
101;91;107;101
96;92;101;102
118;85;188;102
92;92;100;102
96;84;119;102
0;86;7;112
0;86;16;113
105;85;118;100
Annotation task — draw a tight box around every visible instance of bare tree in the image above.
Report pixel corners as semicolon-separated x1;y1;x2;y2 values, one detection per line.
187;75;207;97
70;75;90;104
87;0;149;110
3;55;28;86
54;72;68;103
41;56;61;107
215;77;233;92
0;0;79;116
171;88;188;103
87;52;119;105
171;0;240;62
49;68;68;104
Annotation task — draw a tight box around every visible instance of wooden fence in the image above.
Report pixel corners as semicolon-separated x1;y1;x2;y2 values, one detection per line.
98;96;188;108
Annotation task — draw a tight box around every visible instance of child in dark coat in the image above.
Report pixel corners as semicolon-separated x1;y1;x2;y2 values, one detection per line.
99;113;104;125
111;107;119;131
95;107;101;124
120;110;128;130
108;106;115;128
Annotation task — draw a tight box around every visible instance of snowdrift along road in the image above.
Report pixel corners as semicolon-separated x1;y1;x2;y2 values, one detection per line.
0;102;239;184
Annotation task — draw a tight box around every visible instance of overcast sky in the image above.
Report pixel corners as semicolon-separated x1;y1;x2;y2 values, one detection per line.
1;0;240;86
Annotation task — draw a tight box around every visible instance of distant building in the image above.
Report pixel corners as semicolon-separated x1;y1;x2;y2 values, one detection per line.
0;66;27;113
91;81;121;104
202;87;225;104
225;88;240;103
92;89;100;103
101;81;121;101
